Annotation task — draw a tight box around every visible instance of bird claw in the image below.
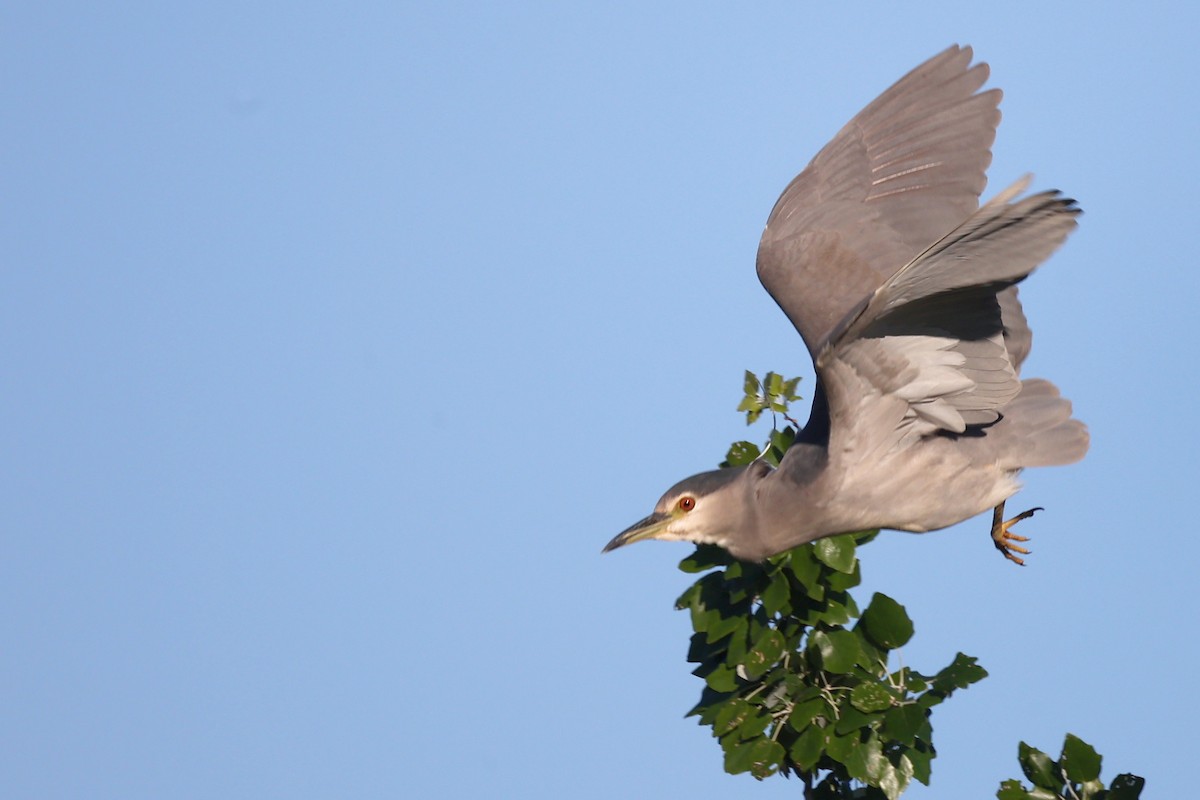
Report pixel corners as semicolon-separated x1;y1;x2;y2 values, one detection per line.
991;505;1043;566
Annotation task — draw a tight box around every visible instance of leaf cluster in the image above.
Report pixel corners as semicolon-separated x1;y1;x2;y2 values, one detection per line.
997;735;1144;800
736;370;802;426
676;534;986;798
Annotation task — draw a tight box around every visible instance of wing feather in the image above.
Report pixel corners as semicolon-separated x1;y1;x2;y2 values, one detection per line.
818;182;1079;449
757;45;1001;356
764;46;1081;488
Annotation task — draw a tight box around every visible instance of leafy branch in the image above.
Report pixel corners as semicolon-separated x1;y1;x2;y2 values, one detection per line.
737;370;802;427
998;735;1144;800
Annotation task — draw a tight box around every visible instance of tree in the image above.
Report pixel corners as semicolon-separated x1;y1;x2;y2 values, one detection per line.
672;372;1142;798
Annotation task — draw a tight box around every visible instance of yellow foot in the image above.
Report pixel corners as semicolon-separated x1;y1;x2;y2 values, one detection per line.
990;503;1043;566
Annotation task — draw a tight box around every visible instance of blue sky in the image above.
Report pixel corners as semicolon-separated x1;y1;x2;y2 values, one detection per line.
3;3;1197;798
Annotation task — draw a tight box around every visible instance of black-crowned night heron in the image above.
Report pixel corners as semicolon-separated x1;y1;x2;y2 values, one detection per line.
603;46;1088;566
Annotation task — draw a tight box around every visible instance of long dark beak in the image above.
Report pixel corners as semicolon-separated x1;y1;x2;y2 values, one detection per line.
602;511;671;553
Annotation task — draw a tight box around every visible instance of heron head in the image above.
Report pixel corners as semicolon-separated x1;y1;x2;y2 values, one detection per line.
603;462;771;556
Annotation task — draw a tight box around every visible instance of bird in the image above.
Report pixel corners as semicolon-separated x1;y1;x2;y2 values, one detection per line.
603;45;1088;566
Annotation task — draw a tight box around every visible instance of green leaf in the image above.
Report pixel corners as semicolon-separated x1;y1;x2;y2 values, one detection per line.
1026;790;1060;800
722;559;749;581
685;631;726;664
853;529;881;546
895;668;928;694
746;738;785;780
787;697;827;732
815;597;854;626
834;704;877;735
882;704;926;746
722;732;781;777
722;639;746;669
714;699;752;736
738;709;772;740
768;426;795;454
742;629;785;679
880;754;914;800
922;653;987;706
858;593;915;650
850;634;887;678
995;782;1059;800
996;779;1032;800
689;606;715;636
677;546;734;576
850;682;894;713
813;534;857;573
782;674;819;698
907;741;933;785
825;561;862;592
1061;733;1102;784
813;775;847;799
760;572;791;615
766;371;782;396
742;370;760;397
725;620;754;665
1018;741;1063;792
825;729;859;765
1106;773;1145;798
864;739;890;784
724;440;762;466
751;626;786;659
789;723;828;771
685;684;733;719
844;732;884;782
808;629;862;673
704;611;747;644
705;663;739;692
787;546;822;589
722;738;753;775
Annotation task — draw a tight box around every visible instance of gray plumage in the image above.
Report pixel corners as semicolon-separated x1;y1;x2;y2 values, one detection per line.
604;46;1088;563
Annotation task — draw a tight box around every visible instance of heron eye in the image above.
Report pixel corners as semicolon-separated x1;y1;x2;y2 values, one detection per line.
678;496;696;512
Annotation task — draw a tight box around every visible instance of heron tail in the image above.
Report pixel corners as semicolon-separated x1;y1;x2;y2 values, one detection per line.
993;378;1089;470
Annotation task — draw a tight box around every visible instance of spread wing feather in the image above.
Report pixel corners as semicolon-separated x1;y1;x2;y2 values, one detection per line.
757;45;1001;356
820;185;1079;450
756;47;1081;484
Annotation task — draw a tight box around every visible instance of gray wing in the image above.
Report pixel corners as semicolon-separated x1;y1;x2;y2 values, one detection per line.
998;286;1032;372
756;45;1001;357
816;181;1079;463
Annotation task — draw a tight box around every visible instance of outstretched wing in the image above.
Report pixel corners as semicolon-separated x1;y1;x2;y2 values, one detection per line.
756;45;1001;357
759;46;1080;488
816;182;1080;467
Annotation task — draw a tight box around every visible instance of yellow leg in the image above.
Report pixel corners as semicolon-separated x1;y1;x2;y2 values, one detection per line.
990;502;1043;566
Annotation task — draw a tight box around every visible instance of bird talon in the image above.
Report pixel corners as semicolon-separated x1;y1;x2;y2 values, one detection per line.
991;504;1042;566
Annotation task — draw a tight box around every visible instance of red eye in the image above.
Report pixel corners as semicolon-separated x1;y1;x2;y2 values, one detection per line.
678;496;696;512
